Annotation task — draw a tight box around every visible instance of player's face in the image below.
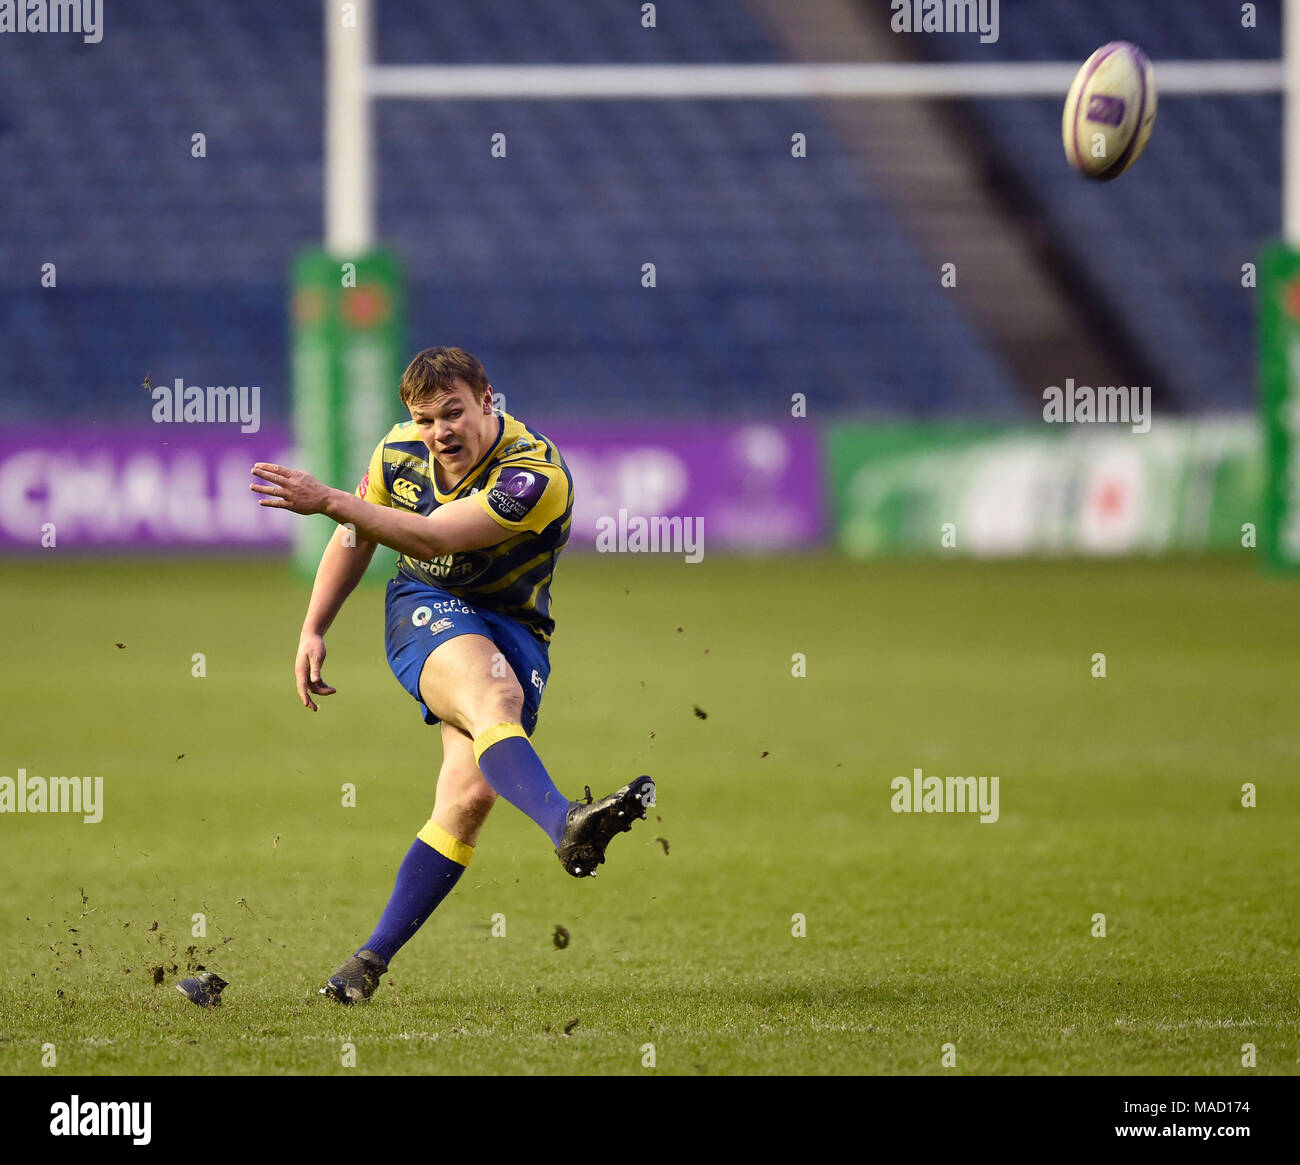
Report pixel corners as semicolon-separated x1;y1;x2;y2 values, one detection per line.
408;379;496;480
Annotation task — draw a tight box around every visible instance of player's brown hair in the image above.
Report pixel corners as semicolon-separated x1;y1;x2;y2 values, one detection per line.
399;346;490;407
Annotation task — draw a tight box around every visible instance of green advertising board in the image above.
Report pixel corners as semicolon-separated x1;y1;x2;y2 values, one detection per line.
829;419;1261;558
290;248;405;580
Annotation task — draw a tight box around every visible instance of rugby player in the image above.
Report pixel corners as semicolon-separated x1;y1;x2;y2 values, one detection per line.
250;346;654;1004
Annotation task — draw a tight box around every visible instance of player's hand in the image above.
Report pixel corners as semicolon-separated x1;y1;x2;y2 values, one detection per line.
250;463;331;515
295;633;337;711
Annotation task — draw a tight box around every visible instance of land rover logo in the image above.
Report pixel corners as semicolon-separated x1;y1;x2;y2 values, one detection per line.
423;552;491;586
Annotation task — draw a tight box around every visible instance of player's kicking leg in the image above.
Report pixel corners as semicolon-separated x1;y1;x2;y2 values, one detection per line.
418;634;655;877
320;724;494;1004
321;631;652;1004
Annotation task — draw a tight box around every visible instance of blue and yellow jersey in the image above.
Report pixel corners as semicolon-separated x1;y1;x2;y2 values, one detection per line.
354;412;573;641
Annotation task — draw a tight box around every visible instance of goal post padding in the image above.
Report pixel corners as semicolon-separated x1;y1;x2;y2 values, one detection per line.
290;247;405;580
1259;243;1300;570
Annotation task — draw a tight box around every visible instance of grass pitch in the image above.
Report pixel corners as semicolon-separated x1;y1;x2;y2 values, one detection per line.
0;552;1297;1076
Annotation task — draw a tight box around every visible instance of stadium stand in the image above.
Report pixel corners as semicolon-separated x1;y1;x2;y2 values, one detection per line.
0;0;1276;424
895;0;1281;410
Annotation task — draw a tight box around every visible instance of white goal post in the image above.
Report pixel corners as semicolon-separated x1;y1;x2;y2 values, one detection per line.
325;0;1295;253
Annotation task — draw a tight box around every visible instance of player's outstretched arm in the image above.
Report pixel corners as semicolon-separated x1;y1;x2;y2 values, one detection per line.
296;524;377;711
251;462;506;558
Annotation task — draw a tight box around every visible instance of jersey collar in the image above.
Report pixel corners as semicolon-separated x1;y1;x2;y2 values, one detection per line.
432;414;504;503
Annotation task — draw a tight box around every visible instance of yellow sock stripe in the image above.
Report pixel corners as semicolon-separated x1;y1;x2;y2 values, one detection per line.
473;721;528;763
416;819;475;867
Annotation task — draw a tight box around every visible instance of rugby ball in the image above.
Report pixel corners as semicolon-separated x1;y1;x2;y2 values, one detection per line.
1062;42;1157;180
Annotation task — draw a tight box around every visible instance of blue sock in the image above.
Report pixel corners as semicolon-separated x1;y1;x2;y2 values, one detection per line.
474;723;570;845
359;821;473;964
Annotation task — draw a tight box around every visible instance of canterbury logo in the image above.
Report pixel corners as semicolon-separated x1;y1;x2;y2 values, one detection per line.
392;479;421;504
